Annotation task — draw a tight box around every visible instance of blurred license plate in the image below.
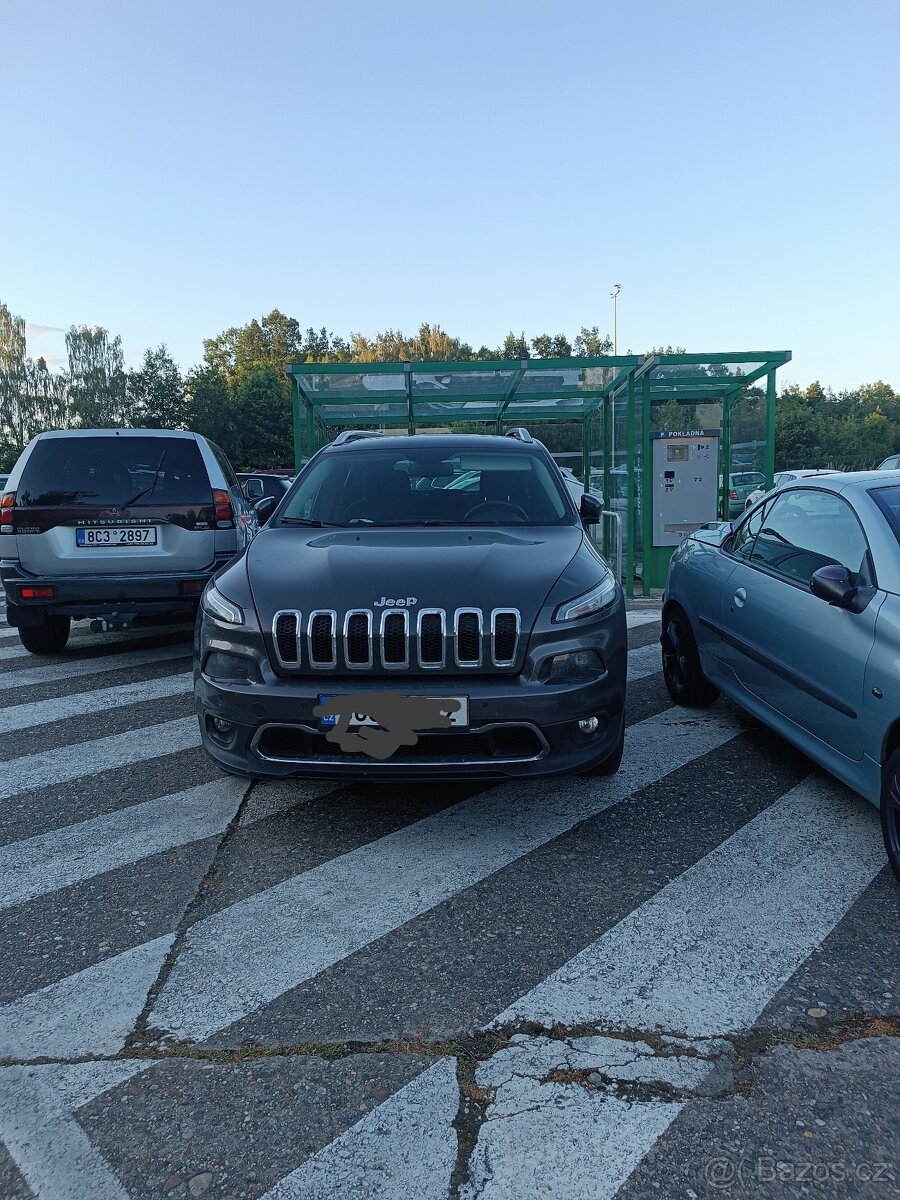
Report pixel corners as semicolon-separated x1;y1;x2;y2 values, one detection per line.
318;695;469;730
76;527;158;547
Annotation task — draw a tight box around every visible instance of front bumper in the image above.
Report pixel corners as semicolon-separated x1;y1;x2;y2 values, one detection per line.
196;669;625;782
1;559;231;626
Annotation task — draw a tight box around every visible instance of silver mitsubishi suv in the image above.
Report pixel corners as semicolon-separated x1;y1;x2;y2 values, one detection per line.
1;428;257;654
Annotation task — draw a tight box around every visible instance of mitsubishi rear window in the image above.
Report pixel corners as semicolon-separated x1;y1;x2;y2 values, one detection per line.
16;436;211;507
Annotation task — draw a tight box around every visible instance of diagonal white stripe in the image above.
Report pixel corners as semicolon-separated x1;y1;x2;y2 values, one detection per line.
0;627;185;663
0;934;174;1058
625;609;662;629
0;716;199;800
0;672;191;735
626;642;661;682
0;1064;143;1200
149;706;742;1041
0;778;248;909
495;776;884;1034
259;1058;460;1200
3;643;190;687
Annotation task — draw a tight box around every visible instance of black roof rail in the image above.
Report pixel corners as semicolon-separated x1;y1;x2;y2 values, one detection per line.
505;427;533;444
332;430;384;446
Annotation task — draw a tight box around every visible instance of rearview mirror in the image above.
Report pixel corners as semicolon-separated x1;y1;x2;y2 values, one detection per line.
579;494;602;525
254;496;277;524
810;564;856;607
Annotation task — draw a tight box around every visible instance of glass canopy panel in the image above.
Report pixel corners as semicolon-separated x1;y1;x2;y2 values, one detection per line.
295;372;408;401
411;369;518;397
318;402;409;422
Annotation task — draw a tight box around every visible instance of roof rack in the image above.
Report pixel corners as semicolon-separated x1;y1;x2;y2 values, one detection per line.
505;427;533;444
332;430;384;446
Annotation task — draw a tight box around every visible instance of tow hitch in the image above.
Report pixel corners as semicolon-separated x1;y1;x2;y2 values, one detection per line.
89;615;135;633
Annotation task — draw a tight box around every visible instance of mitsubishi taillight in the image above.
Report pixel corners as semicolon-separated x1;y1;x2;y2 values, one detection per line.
728;488;738;501
0;491;14;531
212;489;234;527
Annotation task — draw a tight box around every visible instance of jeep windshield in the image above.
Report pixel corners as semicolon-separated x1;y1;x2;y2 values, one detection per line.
279;448;573;527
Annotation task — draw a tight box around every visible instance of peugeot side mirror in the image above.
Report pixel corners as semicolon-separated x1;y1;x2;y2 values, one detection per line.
810;564;856;608
579;494;602;525
254;496;277;525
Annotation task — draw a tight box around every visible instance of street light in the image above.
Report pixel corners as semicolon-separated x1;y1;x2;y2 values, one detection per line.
610;284;622;355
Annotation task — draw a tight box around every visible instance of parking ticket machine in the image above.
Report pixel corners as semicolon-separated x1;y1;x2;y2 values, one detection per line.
651;430;720;547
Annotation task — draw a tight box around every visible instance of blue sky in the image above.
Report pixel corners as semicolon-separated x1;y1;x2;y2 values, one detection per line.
2;0;898;391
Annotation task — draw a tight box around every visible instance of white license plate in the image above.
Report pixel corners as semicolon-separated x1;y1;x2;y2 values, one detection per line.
76;526;158;547
318;695;469;730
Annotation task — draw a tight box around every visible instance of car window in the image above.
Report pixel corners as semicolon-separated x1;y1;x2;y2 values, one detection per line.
729;498;772;559
870;485;900;545
15;436;210;507
731;472;765;487
280;448;570;526
750;489;870;586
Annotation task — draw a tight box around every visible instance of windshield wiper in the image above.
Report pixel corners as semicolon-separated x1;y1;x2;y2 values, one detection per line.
121;449;166;509
280;517;331;527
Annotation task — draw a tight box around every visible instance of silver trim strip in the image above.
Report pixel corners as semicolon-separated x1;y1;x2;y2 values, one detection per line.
272;609;302;668
380;607;410;669
250;721;549;765
343;608;373;669
307;609;338;668
417;608;446;670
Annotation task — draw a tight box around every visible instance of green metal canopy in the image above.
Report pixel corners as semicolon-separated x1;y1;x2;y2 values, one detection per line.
284;350;792;596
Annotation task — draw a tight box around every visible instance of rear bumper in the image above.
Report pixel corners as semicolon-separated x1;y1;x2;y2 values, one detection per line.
0;558;231;625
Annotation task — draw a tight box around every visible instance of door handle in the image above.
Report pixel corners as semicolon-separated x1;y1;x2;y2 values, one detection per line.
732;587;747;609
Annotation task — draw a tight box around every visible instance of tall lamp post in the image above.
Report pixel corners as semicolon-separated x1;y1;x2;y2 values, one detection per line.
608;283;623;481
610;283;621;354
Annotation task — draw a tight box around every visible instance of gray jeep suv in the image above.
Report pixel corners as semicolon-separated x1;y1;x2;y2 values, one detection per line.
195;430;627;781
1;428;256;653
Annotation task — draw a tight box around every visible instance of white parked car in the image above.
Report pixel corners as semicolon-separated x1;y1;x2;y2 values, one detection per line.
744;469;837;511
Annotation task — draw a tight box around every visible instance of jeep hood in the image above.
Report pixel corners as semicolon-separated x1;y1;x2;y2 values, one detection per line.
246;525;585;629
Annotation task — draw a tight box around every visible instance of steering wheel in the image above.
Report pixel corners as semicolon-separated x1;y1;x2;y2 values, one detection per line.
464;501;529;523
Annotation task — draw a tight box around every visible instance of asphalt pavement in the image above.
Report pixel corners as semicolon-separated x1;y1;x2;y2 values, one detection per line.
0;601;898;1199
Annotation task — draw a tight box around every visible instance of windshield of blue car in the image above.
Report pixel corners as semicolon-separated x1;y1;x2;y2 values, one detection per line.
871;485;900;545
278;448;572;526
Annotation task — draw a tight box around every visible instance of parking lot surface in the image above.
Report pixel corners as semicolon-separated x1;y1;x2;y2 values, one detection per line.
1;602;898;1198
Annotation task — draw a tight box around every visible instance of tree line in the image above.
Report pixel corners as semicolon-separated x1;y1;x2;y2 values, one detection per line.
1;302;897;473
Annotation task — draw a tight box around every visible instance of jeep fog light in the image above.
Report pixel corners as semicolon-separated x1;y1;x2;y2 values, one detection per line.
578;716;600;733
549;650;603;681
212;717;233;734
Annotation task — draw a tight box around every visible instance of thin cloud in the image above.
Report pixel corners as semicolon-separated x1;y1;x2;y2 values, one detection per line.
25;322;65;339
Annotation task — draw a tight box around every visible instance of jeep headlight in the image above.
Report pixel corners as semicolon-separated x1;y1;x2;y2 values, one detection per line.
202;583;245;626
553;572;617;622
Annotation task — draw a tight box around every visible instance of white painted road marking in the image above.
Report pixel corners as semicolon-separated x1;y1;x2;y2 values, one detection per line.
0;934;175;1058
0;716;200;800
0;778;247;909
495;777;884;1034
259;1058;459;1200
0;671;192;735
3;643;191;687
149;706;742;1040
625;609;662;629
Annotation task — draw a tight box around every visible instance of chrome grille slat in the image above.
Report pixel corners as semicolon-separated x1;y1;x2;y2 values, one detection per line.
343;609;373;668
272;609;302;667
491;608;521;667
454;608;483;668
417;609;446;669
381;609;409;669
308;609;337;668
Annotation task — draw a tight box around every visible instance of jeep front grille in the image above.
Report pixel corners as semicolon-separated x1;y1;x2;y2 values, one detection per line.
271;607;521;672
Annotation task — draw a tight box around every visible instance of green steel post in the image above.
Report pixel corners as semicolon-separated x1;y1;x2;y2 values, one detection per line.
404;362;415;436
724;391;734;518
290;375;304;472
603;396;612;563
765;369;776;489
641;373;652;597
582;416;591;498
306;406;316;457
625;373;635;599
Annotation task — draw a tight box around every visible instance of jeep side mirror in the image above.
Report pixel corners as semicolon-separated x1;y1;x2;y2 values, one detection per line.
579;494;602;525
255;496;277;524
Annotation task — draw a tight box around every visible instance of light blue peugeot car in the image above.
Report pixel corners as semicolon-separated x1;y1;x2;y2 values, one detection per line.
662;471;900;880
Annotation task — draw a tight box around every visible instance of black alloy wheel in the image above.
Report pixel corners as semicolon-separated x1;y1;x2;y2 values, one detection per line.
661;607;719;708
